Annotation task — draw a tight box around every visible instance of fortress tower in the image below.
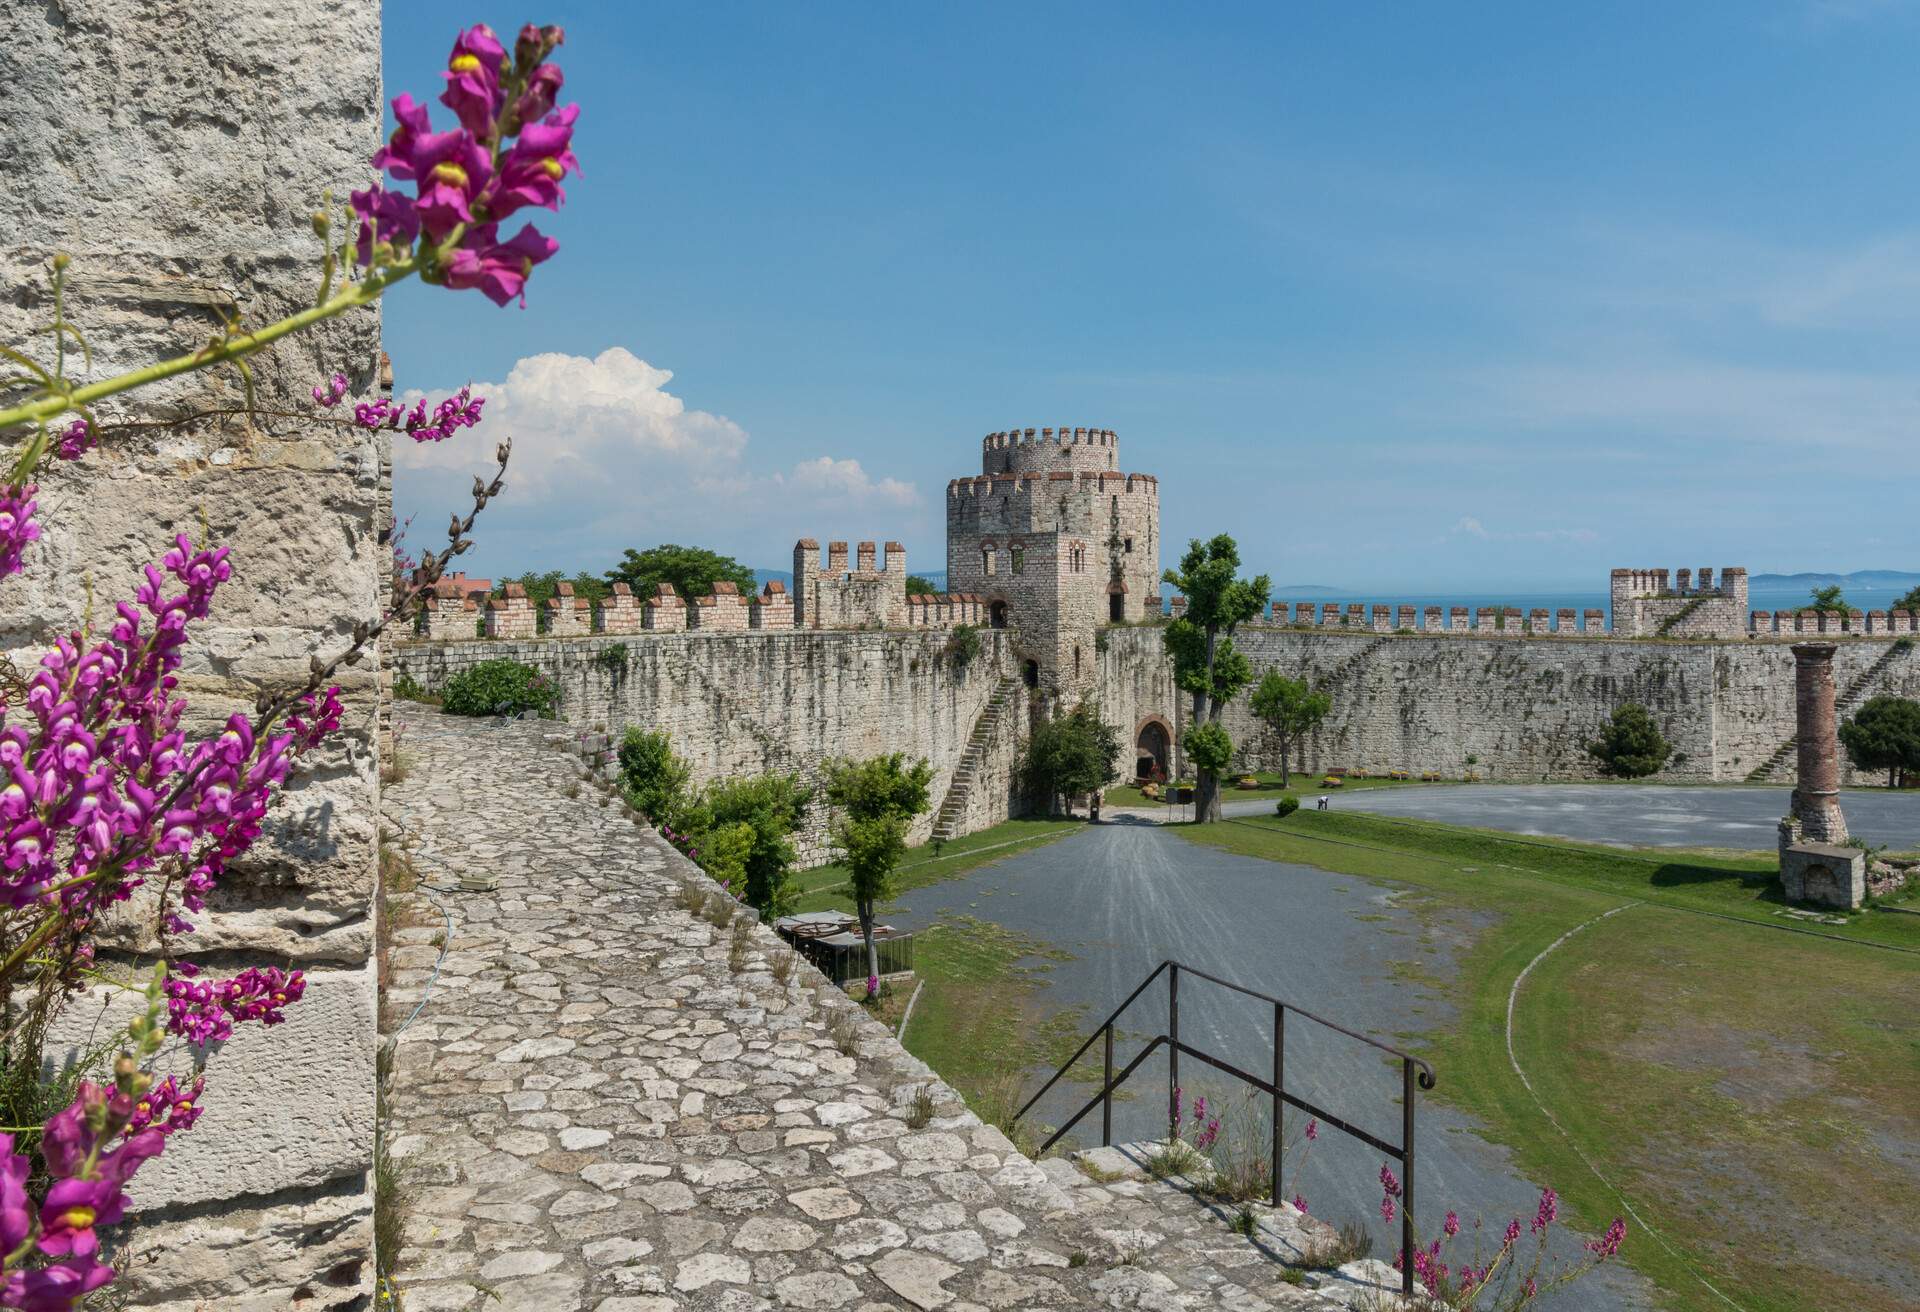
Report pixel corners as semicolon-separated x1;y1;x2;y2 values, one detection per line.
946;426;1160;693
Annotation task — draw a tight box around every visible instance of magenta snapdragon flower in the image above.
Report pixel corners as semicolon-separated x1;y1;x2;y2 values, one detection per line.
354;23;577;308
53;421;92;463
0;485;41;580
1532;1185;1558;1234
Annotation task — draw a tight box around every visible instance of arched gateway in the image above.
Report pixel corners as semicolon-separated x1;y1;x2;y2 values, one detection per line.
1133;714;1173;783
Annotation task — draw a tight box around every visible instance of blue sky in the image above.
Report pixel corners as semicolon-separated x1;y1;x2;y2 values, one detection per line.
386;2;1920;590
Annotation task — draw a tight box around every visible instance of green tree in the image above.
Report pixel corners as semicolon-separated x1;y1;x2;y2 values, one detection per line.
1249;670;1332;786
496;570;609;614
1022;701;1122;815
705;773;812;915
905;575;940;597
1839;695;1920;788
1587;704;1671;779
605;543;756;601
1163;535;1270;822
824;754;933;985
1807;584;1851;615
1895;584;1920;614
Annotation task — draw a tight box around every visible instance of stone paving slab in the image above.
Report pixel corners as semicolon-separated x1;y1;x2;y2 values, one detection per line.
380;712;1403;1311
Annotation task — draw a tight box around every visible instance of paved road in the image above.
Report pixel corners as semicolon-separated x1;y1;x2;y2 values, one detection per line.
1219;783;1920;850
891;824;1657;1311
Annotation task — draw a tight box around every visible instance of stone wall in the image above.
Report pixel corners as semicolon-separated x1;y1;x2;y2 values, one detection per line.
1;0;384;1305
394;629;1025;863
1143;628;1920;785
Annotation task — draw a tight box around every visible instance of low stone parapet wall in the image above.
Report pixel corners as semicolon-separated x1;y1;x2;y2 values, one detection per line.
393;629;1024;862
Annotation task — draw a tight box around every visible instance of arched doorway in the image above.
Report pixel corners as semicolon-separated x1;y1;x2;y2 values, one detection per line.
989;601;1009;630
1022;659;1040;689
1134;714;1173;783
1109;592;1124;622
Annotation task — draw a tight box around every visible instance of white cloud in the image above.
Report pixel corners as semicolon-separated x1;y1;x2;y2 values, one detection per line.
1455;516;1489;540
392;347;921;574
779;457;918;507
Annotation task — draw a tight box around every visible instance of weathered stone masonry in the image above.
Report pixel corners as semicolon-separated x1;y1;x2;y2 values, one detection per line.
1145;626;1920;784
395;630;1026;864
3;1;385;1305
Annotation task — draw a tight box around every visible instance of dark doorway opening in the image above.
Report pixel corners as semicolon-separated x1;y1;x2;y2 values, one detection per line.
1109;593;1124;622
989;601;1009;630
1022;659;1039;689
1135;717;1171;782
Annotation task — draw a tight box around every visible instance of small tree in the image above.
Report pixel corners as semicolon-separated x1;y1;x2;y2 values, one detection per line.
706;773;812;915
1023;701;1122;815
824;754;933;986
1895;583;1920;614
1249;671;1332;786
1162;535;1270;822
605;543;756;600
1807;584;1850;615
1839;695;1920;788
1587;704;1670;779
905;574;940;597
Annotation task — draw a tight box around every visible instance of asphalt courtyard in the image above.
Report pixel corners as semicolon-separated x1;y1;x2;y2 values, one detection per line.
890;822;1657;1311
1219;782;1920;850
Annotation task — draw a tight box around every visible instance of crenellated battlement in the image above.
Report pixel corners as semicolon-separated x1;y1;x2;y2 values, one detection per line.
792;537;908;629
981;425;1121;475
1611;565;1749;637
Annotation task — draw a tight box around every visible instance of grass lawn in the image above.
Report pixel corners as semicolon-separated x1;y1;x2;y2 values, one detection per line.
1180;810;1920;1312
790;815;1083;914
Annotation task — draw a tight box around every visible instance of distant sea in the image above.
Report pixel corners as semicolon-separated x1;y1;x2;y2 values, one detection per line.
752;568;1917;622
1258;582;1920;625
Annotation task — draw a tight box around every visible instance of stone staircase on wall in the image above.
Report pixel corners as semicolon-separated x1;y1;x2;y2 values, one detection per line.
1746;643;1913;782
933;676;1022;841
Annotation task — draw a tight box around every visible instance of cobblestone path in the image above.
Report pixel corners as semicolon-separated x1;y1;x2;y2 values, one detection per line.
381;713;1401;1311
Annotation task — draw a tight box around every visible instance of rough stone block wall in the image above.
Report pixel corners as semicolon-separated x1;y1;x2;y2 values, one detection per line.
1111;629;1920;785
1;1;383;1304
394;630;1024;862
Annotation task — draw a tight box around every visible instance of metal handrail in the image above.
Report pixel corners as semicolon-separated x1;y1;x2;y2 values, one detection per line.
1008;958;1434;1300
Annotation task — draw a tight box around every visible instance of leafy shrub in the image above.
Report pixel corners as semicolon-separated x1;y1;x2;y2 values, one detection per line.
946;623;982;668
699;821;755;899
705;773;810;915
440;659;559;718
1274;795;1299;819
594;642;629;674
1587;703;1670;778
618;728;694;824
393;671;438;704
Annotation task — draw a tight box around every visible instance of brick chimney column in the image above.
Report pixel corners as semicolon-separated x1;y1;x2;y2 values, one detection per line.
1790;642;1849;845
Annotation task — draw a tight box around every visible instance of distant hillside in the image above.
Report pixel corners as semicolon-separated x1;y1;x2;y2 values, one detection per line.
1751;569;1920;588
1270;583;1345;597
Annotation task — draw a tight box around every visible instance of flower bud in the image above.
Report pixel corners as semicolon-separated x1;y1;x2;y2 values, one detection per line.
52;252;70;271
312;211;331;238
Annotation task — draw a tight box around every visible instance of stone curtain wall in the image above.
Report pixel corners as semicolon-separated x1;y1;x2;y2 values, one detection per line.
1;3;385;1306
394;630;1024;863
1153;629;1920;784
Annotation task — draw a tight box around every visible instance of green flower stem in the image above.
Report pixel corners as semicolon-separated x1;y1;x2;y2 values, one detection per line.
0;258;419;435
